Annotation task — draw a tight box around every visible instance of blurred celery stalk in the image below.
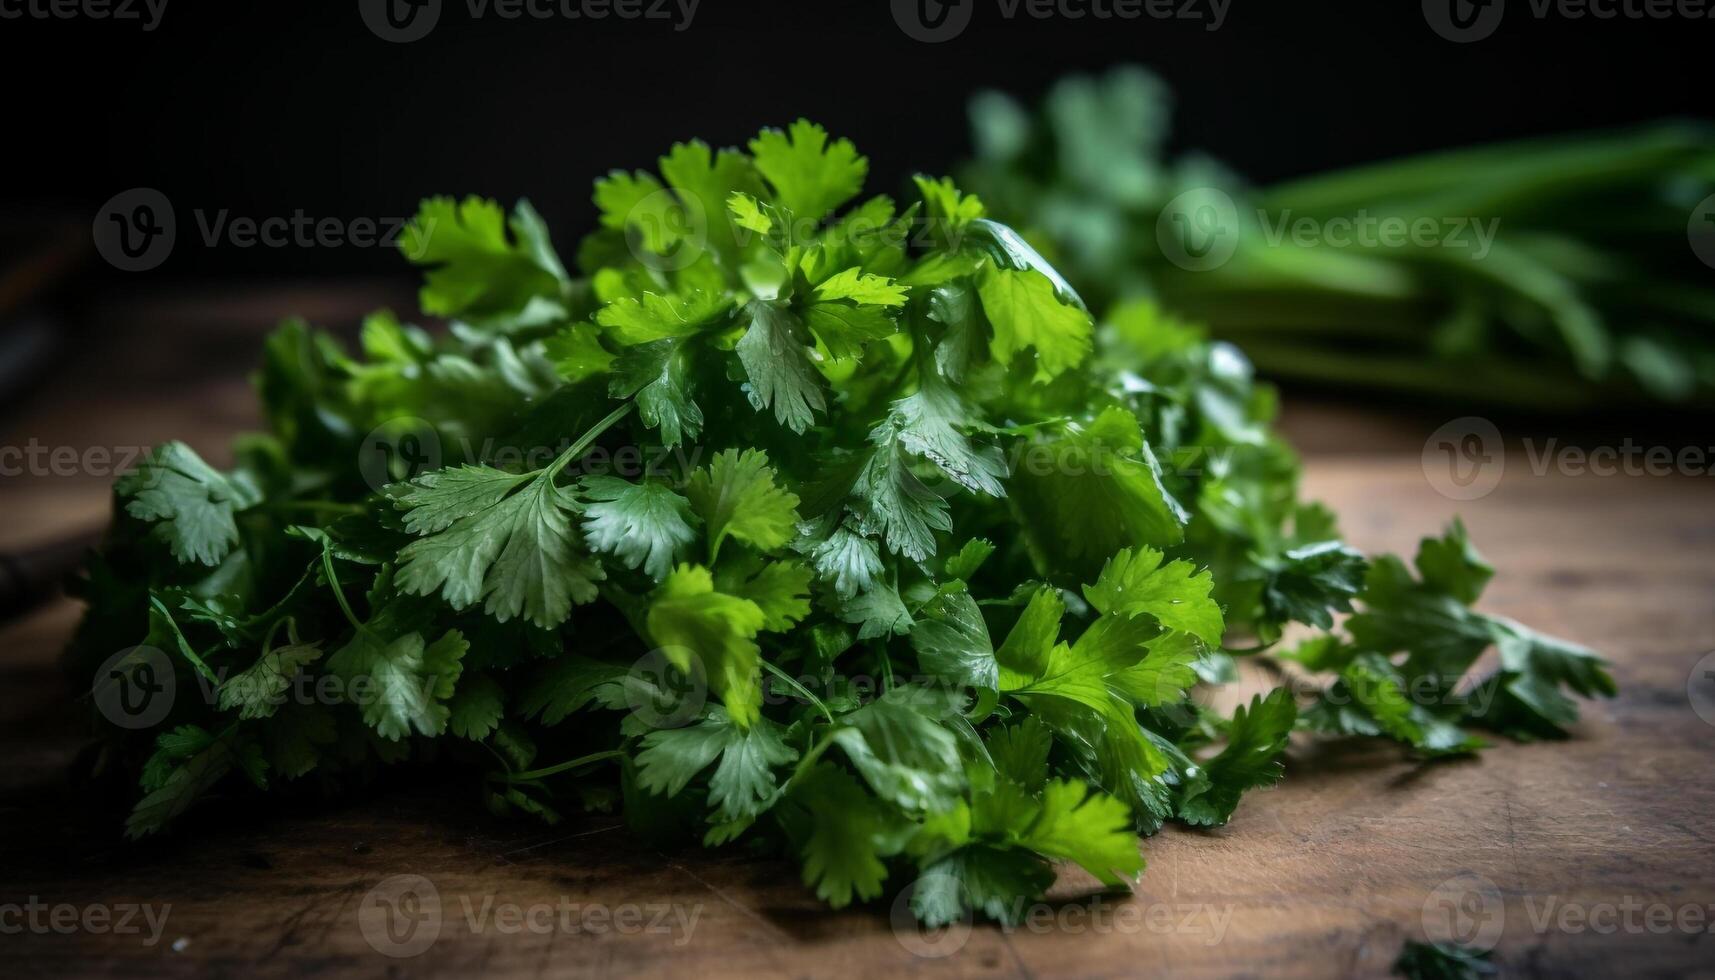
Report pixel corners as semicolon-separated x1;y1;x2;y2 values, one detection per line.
962;67;1715;412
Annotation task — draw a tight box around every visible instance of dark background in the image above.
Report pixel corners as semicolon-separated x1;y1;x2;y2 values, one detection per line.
2;0;1709;284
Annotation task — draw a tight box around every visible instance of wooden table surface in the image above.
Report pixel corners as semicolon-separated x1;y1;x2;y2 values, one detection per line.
3;286;1712;979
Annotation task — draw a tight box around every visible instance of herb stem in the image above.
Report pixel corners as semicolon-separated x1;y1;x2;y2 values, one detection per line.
146;596;221;684
761;659;834;724
498;750;627;784
544;401;635;481
320;546;371;637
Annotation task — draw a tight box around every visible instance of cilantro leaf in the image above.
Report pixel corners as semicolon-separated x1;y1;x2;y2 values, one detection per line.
1084;546;1224;646
1259;540;1369;631
447;672;506;740
217;643;323;720
749;120;868;222
328;627;468;741
789;764;897;908
646;565;768;728
736;300;828;434
852;438;951;562
910;587;1000;694
804;522;884;598
609;337;705;448
685;449;802;559
911;848;1055;928
837;580;915;641
394;464;604;630
1177;689;1296;826
831;687;966;811
581;476;698;581
636;710;796;821
116;442;260;566
726;559;813;632
402;197;567;319
886;376;1008;498
595;290;729;345
1018;778;1144;885
1011;409;1189;574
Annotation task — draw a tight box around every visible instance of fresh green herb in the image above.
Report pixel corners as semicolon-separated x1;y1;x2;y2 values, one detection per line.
963;66;1715;411
1394;940;1498;980
67;120;1611;924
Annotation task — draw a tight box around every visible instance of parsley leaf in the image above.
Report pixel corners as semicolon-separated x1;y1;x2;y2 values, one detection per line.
646;565;768;728
116;442;260;566
749;120;868;223
581;476;698;581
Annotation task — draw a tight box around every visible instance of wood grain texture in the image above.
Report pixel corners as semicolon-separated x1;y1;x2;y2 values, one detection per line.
2;290;1712;978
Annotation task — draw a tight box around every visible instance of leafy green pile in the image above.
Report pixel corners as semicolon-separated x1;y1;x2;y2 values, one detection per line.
68;120;1612;924
962;66;1715;412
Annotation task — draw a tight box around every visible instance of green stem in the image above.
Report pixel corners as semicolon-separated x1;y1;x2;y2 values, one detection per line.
320;546;371;637
761;659;834;724
788;730;838;787
146;596;221;684
543;401;635;481
497;750;627;784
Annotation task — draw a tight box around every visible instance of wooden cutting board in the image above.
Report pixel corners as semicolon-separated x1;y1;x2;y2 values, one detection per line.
3;288;1711;979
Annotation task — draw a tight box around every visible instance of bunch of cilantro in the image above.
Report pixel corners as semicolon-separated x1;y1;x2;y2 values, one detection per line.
66;121;1614;925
